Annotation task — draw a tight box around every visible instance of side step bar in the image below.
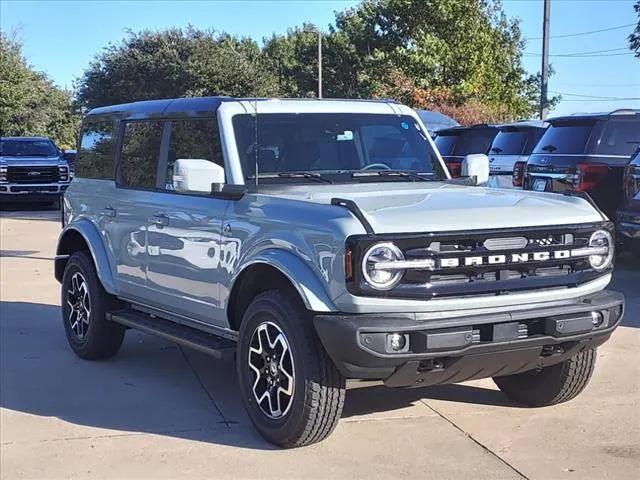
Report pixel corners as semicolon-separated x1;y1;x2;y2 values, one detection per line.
107;309;236;361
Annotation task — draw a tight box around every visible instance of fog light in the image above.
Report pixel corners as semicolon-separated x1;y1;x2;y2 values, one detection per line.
388;333;406;352
591;311;604;327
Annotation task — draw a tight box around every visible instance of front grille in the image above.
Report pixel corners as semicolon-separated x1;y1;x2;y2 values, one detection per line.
7;166;60;184
347;223;611;299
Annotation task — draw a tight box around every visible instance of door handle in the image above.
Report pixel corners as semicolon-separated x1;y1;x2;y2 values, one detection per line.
149;213;170;227
102;205;117;217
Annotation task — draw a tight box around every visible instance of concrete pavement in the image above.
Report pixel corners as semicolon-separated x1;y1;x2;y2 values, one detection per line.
1;207;638;479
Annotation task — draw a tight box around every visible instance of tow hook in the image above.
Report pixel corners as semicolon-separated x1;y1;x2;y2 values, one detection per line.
541;345;565;357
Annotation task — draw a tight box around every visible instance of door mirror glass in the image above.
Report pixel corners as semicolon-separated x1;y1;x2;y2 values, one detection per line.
173;158;225;194
462;154;490;185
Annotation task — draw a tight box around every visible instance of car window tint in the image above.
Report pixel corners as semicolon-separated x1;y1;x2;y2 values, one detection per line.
119;121;163;189
232;113;445;178
0;139;58;157
454;129;498;155
76;120;116;179
597;120;640;156
533;121;594;154
434;135;457;156
490;131;528;155
164;118;224;191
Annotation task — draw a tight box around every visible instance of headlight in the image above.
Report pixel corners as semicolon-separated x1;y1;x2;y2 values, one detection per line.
362;242;405;290
588;230;614;271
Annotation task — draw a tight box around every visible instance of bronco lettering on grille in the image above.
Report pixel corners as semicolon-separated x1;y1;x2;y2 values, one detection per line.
439;250;571;268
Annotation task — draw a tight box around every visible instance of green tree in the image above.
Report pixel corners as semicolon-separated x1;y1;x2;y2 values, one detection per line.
76;28;279;109
0;33;78;148
332;0;547;120
630;1;640;58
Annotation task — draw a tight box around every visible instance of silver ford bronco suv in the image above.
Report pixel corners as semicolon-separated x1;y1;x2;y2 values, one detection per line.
55;97;625;448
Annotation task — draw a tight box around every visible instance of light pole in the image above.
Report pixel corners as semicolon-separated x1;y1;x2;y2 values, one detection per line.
317;29;323;99
540;0;550;120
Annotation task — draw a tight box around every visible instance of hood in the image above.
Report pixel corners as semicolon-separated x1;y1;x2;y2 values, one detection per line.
269;182;605;234
0;155;63;166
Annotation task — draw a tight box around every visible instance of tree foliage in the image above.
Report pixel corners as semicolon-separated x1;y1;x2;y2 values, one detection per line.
0;33;79;148
630;1;640;58
75;0;549;123
76;28;279;109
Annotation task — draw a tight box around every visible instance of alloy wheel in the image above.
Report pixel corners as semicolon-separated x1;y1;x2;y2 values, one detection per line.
248;321;295;419
66;272;91;340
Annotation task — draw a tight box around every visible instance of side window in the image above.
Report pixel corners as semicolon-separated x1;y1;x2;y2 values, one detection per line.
119;121;164;189
597;121;640;156
76;119;115;179
164;118;224;191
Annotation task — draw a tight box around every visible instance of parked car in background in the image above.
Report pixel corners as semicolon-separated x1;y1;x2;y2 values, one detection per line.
434;124;499;177
617;148;640;254
415;109;459;138
0;136;72;206
523;109;640;219
488;121;547;189
55;97;624;448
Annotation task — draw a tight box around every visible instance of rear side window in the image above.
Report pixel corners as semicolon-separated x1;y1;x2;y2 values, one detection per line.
490;131;528;155
434;134;457;156
597;120;640;156
533;121;594;154
76;120;116;179
164;118;224;191
119;121;164;189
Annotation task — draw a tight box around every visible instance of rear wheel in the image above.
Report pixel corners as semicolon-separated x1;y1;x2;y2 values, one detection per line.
61;251;125;360
494;349;597;407
237;290;345;448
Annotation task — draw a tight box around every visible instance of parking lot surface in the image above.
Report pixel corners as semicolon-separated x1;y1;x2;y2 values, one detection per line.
1;207;638;480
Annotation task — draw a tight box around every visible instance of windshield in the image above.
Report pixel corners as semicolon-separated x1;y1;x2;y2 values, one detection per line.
435;128;497;157
533;121;594;154
232;113;446;182
0;139;58;157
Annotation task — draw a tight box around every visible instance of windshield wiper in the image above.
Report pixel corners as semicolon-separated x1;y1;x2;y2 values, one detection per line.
541;144;557;152
248;172;333;184
352;170;434;182
490;147;503;154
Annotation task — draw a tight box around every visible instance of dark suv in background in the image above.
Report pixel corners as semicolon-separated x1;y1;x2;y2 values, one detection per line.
618;148;640;253
523;110;640;219
434;124;498;177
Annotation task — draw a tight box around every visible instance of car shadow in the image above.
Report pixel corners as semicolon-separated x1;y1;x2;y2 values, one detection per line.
0;250;52;261
0;301;522;451
0;202;60;220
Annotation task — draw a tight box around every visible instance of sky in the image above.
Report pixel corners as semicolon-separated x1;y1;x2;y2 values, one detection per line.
1;0;639;118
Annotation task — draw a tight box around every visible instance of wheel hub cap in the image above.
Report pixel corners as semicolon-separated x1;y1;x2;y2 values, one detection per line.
248;321;295;419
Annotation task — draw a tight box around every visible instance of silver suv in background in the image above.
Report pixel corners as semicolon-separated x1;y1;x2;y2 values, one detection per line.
56;97;624;448
0;136;72;206
488;121;547;189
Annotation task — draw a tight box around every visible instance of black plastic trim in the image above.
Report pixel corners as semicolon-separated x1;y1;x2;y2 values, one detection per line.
331;197;374;234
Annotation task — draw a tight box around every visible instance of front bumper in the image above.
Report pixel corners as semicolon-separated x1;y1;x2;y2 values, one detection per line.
314;290;624;387
0;183;69;202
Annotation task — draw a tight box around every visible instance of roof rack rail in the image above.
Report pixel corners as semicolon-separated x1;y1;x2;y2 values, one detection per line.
610;108;640;115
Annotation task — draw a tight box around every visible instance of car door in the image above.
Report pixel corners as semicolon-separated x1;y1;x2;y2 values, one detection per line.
109;119;166;303
144;117;230;327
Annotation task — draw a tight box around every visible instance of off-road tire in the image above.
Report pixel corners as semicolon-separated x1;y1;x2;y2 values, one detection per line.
61;251;125;359
494;349;597;407
237;290;346;448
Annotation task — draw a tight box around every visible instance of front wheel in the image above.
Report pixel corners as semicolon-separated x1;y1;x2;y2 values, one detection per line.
61;251;125;360
237;290;345;448
494;349;597;407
